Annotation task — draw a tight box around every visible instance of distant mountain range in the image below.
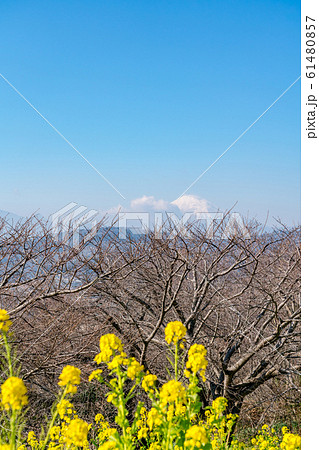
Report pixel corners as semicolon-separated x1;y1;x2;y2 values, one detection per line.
0;209;145;240
0;209;23;224
0;209;276;236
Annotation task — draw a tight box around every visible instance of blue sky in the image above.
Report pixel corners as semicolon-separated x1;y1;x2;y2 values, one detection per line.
0;0;300;225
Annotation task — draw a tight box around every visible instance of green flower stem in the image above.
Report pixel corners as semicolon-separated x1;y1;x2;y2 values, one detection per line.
41;386;68;450
126;382;137;400
165;418;172;450
10;409;17;450
116;367;130;450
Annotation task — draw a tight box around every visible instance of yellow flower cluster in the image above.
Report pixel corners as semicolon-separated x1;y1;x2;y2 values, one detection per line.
251;425;301;450
107;354;128;370
57;399;76;421
49;425;61;441
0;445;10;450
93;414;117;447
212;397;228;415
26;431;39;449
280;427;301;450
0;316;301;450
64;418;89;447
147;408;162;430
142;373;157;393
58;365;81;394
185;425;208;448
101;351;144;382
251;424;279;449
137;426;148;440
148;444;161;450
34;390;89;448
88;369;103;382
1;376;28;410
165;321;186;345
127;358;144;380
0;310;12;333
159;379;186;405
204;397;240;447
98;442;117;450
185;344;208;381
94;334;123;364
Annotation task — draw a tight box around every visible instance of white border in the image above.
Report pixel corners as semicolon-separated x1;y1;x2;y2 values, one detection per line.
301;0;319;446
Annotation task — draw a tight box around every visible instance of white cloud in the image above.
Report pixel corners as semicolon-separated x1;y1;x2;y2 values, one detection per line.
104;195;211;217
171;195;210;213
130;195;169;211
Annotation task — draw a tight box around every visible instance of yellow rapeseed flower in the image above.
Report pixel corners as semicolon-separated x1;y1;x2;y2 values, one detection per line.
27;431;39;448
137;427;148;440
142;374;157;393
64;418;89;447
185;425;208;448
95;413;104;423
97;424;116;443
1;376;28;410
147;408;162;430
149;444;161;450
175;403;186;416
107;355;127;370
159;380;186;405
98;443;117;450
49;425;61;441
280;431;301;449
0;309;12;333
127;359;144;380
94;334;123;364
212;397;228;415
107;393;116;404
57;399;75;420
88;369;103;382
165;321;186;345
58;366;81;394
185;344;208;381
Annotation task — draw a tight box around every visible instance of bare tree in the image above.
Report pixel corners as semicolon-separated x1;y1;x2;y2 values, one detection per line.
0;214;300;428
92;217;300;419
